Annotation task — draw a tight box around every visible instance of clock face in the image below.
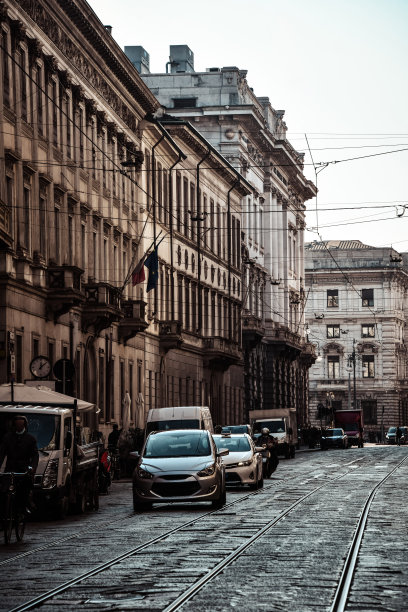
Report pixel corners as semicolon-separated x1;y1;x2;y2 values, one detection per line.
30;356;51;379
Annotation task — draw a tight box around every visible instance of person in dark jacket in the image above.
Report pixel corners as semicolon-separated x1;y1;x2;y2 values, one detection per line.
108;423;121;451
0;415;39;513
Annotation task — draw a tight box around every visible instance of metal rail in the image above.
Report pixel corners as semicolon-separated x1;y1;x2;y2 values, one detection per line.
329;455;408;612
9;465;355;612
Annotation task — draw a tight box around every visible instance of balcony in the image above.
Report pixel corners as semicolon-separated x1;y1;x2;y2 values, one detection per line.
159;320;183;352
268;326;302;360
316;379;348;390
82;282;123;334
118;299;148;343
46;265;84;321
204;336;241;371
242;313;265;350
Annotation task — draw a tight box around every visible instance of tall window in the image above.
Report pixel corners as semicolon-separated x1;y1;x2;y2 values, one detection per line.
210;199;215;253
327;324;340;338
54;207;60;263
36;65;43;134
176;174;181;232
362;324;375;338
2;29;10;107
361;289;374;307
327;289;339;308
20;48;27;121
327;355;340;378
362;355;375;378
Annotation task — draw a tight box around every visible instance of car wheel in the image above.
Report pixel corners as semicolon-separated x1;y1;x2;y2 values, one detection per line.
212;486;226;509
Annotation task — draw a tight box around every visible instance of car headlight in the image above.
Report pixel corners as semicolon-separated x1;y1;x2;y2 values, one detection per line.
197;464;216;477
238;459;252;467
136;466;153;479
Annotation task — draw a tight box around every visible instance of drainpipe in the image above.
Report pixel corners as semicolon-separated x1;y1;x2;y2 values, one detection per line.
169;153;183;320
227;180;240;340
151;134;165;316
194;149;211;333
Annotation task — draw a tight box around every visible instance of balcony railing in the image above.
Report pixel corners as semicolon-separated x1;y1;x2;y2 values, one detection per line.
46;265;84;321
82;282;123;333
159;320;183;352
242;313;265;349
204;336;241;371
118;299;148;343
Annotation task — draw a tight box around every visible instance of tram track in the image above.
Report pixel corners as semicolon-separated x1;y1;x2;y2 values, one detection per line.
329;455;408;612
6;457;368;612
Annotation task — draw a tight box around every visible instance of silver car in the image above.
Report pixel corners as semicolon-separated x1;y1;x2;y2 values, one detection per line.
132;429;228;511
213;433;263;489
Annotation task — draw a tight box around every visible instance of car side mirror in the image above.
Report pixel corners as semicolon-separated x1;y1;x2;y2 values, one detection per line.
216;448;229;457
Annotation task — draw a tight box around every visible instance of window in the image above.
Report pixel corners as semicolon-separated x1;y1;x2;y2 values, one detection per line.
362;289;374;307
361;399;377;425
173;98;196;108
327;355;340;379
327;289;338;308
327;324;340;338
362;324;375;338
362;355;375;378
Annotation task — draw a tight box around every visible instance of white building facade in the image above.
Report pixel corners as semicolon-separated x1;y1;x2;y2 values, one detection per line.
305;241;408;439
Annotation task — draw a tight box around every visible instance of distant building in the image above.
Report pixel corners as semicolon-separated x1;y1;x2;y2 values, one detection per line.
130;44;317;428
305;240;408;439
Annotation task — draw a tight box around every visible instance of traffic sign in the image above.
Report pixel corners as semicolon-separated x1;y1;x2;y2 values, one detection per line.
53;358;75;381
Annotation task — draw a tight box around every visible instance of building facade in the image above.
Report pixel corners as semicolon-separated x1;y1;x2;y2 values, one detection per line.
0;1;249;434
305;240;408;438
131;46;317;427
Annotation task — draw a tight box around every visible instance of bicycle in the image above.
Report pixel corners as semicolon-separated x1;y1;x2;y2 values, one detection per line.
108;447;121;481
0;472;28;544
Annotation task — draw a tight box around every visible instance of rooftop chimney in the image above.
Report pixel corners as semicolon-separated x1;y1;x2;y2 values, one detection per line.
168;45;194;73
124;46;150;74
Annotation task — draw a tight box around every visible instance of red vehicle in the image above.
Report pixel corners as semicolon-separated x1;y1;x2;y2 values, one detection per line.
334;409;364;447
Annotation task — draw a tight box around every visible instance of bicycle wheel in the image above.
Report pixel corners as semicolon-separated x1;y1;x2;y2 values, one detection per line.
15;510;26;542
3;495;14;545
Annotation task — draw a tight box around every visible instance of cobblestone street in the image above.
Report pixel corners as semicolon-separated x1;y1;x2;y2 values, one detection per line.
1;446;407;611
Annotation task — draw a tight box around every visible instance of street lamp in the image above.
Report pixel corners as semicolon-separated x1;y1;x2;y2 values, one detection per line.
347;339;357;409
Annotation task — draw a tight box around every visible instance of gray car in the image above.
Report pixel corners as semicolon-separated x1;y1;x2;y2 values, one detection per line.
132;429;228;511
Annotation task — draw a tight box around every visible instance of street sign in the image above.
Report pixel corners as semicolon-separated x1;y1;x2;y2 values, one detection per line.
53;358;75;381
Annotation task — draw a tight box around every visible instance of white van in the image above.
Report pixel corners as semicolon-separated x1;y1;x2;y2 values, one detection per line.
145;406;214;437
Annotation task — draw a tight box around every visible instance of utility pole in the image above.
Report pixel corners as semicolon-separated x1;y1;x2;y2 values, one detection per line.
352;338;357;409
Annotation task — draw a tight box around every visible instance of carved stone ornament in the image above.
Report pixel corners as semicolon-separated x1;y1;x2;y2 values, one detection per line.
177;245;182;266
18;0;138;131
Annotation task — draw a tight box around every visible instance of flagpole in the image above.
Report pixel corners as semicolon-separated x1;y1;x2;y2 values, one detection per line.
121;230;163;293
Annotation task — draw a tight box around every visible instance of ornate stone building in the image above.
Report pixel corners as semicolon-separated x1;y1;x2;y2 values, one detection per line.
131;46;317;427
0;1;249;432
305;241;408;437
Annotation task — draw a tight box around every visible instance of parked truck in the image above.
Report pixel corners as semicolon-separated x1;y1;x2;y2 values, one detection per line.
334;409;364;447
250;408;297;459
0;399;99;518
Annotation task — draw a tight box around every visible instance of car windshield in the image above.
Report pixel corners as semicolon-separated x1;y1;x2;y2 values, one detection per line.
144;431;211;458
0;412;60;451
213;437;251;452
221;426;248;434
146;419;200;434
388;427;397;433
324;429;343;437
253;420;285;434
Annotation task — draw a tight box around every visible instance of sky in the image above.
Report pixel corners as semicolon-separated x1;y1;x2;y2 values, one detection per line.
88;0;408;251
